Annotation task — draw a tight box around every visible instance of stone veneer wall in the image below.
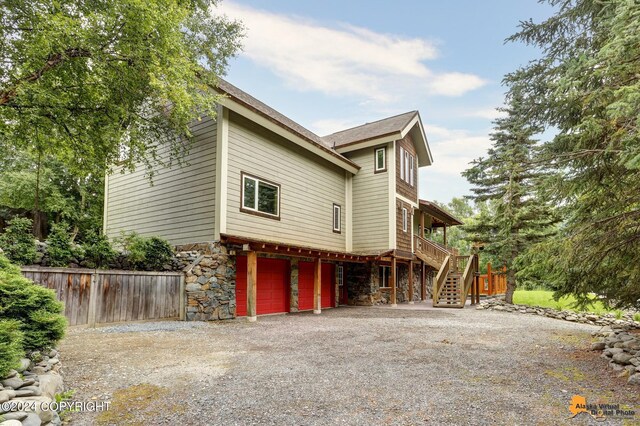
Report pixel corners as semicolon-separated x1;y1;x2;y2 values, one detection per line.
177;242;236;321
346;261;428;305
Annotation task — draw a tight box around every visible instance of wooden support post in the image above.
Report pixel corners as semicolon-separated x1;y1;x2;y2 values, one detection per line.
314;257;322;314
443;225;447;247
408;261;414;304
247;251;258;322
421;262;426;301
487;262;492;296
179;273;186;321
420;212;425;238
87;270;99;328
390;256;397;307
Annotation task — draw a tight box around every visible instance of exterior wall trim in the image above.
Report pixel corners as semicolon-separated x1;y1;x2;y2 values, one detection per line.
215;105;229;240
388;142;396;249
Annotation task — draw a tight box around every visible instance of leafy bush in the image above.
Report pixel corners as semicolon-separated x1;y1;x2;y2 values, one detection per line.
0;255;66;351
82;231;117;268
119;233;173;270
0;319;24;377
0;217;37;265
46;222;75;267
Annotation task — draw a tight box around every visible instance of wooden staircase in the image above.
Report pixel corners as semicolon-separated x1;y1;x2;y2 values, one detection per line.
414;236;478;308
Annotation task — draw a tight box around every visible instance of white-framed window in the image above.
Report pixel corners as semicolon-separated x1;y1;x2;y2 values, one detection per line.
404;151;410;184
379;266;390;288
409;154;414;187
399;146;405;180
241;173;280;218
337;265;344;287
402;207;408;232
333;203;341;233
375;147;386;172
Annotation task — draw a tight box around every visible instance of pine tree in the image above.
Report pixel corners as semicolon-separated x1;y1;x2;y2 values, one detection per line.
462;92;557;303
505;0;640;309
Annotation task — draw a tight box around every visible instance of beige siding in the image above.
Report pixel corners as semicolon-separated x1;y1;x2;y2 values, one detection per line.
225;113;346;251
105;117;217;245
345;145;391;252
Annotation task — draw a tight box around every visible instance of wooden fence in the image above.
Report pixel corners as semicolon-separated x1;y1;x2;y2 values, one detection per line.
22;267;185;327
477;263;507;296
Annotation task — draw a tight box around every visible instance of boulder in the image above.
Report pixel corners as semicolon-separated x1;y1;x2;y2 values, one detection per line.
590;341;606;351
612;352;635;365
1;377;23;390
0;420;24;426
20;413;42;426
629;373;640;386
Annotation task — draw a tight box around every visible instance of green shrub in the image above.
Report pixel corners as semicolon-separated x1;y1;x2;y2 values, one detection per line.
0;217;37;265
0;255;66;351
46;222;75;267
0;319;24;377
119;233;173;270
82;231;117;268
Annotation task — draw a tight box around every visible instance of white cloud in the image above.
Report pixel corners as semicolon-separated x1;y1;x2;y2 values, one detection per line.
424;124;492;177
465;107;507;120
218;2;486;103
419;124;493;201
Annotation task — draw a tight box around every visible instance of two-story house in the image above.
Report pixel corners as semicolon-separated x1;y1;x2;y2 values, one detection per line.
104;79;473;321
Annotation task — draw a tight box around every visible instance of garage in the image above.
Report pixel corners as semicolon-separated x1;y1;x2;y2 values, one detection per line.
236;256;290;316
298;261;335;311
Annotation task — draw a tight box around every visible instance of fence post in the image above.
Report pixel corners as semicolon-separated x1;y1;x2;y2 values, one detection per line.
179;273;186;321
87;270;99;328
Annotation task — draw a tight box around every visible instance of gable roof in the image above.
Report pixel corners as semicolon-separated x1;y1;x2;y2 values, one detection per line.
418;200;463;227
214;79;360;173
322;111;418;148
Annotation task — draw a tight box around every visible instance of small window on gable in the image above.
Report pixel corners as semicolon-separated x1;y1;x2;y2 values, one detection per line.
241;173;280;218
402;207;408;232
404;151;410;184
399;146;405;180
375;147;386;172
409;154;415;187
333;203;341;233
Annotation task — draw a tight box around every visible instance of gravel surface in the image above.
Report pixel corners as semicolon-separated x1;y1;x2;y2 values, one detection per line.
59;305;640;425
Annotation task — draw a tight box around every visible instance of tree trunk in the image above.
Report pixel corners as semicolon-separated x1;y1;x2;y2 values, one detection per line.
32;148;44;240
504;268;517;304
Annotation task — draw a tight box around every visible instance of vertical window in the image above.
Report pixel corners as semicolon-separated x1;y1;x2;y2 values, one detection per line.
399;147;405;180
409;154;415;187
402;207;408;232
333;203;341;233
241;173;280;218
379;266;390;288
404;151;410;184
337;265;344;287
375;147;386;172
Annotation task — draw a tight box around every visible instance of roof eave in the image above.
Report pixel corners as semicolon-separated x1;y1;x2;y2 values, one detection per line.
214;89;360;174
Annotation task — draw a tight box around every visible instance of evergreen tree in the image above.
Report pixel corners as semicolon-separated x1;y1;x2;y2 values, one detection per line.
505;0;640;309
462;92;557;303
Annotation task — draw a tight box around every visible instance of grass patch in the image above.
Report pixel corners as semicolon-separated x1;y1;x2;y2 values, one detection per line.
96;384;183;426
513;290;614;314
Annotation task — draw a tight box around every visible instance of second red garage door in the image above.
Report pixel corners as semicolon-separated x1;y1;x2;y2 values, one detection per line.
236;256;290;316
298;262;335;311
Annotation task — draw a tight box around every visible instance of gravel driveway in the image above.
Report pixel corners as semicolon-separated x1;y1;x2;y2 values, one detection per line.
59;305;640;425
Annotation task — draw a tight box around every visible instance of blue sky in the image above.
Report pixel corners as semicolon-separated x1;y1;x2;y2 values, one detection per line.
217;1;556;203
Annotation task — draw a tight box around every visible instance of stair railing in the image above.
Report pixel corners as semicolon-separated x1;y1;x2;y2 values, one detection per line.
459;254;478;306
432;255;450;306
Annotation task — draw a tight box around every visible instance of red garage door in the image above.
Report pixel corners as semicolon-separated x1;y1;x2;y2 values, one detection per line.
236;256;290;316
298;262;335;310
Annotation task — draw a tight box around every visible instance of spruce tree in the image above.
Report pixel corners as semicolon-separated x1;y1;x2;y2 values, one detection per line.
463;92;557;303
505;0;640;309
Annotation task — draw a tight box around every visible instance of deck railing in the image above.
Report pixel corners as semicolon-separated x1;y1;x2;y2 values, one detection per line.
414;235;451;265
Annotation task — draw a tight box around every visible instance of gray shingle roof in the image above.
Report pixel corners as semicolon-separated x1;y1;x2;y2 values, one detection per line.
322;111;418;147
216;79;333;150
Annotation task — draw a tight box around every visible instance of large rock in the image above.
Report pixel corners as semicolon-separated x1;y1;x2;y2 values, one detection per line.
0;389;16;403
629;373;640;385
612;352;635;365
0;377;23;390
11;396;54;424
591;341;606;351
0;412;28;421
37;373;63;400
16;359;31;373
20;413;41;426
0;420;24;426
